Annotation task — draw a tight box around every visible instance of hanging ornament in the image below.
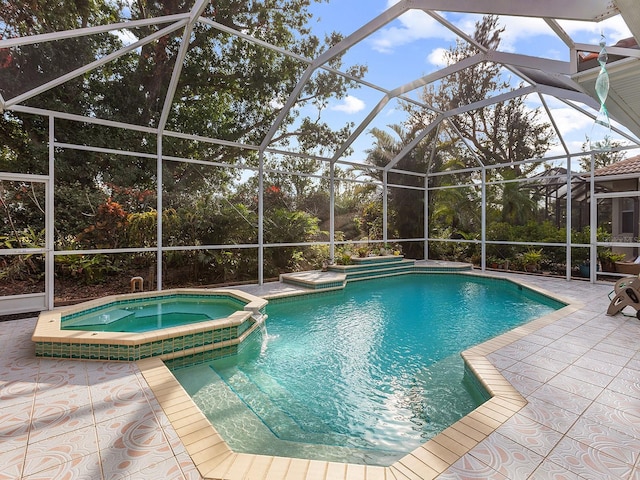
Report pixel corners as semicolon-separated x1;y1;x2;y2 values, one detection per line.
587;34;612;151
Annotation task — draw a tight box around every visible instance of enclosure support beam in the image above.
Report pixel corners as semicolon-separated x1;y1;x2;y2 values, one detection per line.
481;167;487;272
566;156;573;281
157;0;210;133
589;152;597;283
424;175;429;260
413;0;617;22
258;151;265;285
0;14;190;49
539;93;570;157
329;163;335;263
383;170;388;245
47;116;55;310
156;136;163;291
6;21;188;109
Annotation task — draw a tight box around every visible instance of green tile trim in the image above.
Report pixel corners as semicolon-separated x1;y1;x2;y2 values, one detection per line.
33;315;256;362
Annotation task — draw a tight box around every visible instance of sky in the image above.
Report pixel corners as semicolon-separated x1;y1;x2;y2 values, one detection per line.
299;0;636;163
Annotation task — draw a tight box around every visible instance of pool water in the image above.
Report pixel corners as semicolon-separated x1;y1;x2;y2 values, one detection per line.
61;296;243;333
172;274;563;465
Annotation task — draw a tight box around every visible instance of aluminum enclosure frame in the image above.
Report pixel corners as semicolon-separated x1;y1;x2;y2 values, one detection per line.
2;0;640;313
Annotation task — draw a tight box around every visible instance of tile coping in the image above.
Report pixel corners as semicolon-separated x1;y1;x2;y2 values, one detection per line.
136;272;579;480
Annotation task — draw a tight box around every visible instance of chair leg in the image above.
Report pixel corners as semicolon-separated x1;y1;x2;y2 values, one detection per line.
607;287;640;316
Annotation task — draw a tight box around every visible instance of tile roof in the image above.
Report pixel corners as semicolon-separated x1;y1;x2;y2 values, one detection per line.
593;154;640;176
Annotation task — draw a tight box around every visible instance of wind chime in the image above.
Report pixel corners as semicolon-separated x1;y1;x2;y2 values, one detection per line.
588;34;612;151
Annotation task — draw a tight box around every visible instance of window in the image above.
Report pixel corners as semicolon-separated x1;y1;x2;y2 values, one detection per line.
622;198;635;233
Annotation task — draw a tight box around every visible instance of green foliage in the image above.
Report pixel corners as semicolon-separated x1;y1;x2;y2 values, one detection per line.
335;252;353;265
430;186;480;235
0;180;46;241
598;249;626;271
265;209;320;243
56;254;121;285
214;250;250;283
498;172;538;225
264;208;321;274
54;181;108;241
126;211;158;248
0;226;44;249
354;200;385;240
428;226;479;262
0;113;48;175
0;227;46;281
401;15;553;245
487;221;568;262
363;125;427;257
520;249;543;269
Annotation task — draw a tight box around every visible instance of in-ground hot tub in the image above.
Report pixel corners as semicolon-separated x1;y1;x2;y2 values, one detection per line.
32;289;267;362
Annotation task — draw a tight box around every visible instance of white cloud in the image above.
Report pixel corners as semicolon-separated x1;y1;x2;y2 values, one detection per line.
427;47;448;67
516;94;596;151
557;16;632;44
370;3;455;54
369;2;633;57
468;14;631;53
548;107;594;135
331;95;366;114
546;140;586;158
269;97;284;110
110;28;139;46
495;17;557;52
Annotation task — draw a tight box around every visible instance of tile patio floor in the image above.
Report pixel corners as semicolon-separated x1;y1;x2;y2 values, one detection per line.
2;272;640;479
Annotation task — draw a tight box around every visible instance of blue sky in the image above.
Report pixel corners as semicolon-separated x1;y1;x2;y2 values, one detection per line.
301;0;634;162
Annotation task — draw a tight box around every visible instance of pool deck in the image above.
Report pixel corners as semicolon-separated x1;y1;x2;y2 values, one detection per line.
3;269;640;479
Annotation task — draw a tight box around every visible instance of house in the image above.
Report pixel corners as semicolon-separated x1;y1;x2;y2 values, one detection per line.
593;154;640;261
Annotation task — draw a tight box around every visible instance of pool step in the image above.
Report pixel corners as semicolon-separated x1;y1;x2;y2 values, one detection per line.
220;368;361;446
278;270;346;291
181;366;400;460
280;257;415;290
330;255;408;271
280;258;473;292
329;258;416;282
66;308;134;327
341;263;416;282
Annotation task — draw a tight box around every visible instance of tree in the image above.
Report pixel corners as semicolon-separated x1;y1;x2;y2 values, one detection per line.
407;15;553;175
498;171;538;224
579;140;627;172
362;124;433;257
1;0;366;166
0;1;123;178
407;15;554;227
1;0;366;246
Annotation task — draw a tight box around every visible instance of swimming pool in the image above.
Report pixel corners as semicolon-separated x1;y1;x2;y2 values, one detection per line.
171;274;564;466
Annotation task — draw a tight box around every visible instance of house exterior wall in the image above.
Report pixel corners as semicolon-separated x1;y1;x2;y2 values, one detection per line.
610;178;640;261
